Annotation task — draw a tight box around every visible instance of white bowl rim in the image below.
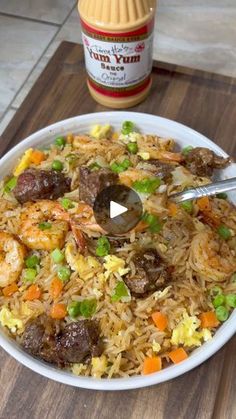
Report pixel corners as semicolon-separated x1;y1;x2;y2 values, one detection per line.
0;111;235;391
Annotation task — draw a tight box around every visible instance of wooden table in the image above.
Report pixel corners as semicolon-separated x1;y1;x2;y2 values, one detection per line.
0;42;236;419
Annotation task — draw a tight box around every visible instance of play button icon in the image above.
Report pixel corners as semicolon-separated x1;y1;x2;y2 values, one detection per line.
110;201;128;219
93;185;143;235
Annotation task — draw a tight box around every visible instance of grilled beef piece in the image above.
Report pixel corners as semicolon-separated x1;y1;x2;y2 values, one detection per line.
22;318;102;366
184;147;230;177
79;167;118;206
14;169;71;204
56;321;102;364
124;249;169;295
22;319;59;364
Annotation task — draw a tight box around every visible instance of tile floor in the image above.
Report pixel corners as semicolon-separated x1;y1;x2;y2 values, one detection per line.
0;1;236;135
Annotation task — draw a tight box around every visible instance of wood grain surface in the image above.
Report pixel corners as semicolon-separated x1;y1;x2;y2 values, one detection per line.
0;42;236;419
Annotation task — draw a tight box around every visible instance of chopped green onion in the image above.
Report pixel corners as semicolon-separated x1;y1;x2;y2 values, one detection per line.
89;162;101;171
213;294;225;308
25;255;40;269
216;193;228;200
217;225;231;240
215;305;229;322
68;301;81;318
23;268;37;283
55;136;66;148
122;121;135;135
57;266;71;282
142;212;162;233
80;299;97;318
181;200;193;213
52;160;63;171
110;159;131;174
127;142;138;154
4;177;17;193
111;281;130;302
231;273;236;283
65;153;78;164
38;222;52;230
225;294;236;308
96;236;110;257
210;286;222;297
51;248;64;264
182;146;193;156
133;177;161;194
61;198;74;210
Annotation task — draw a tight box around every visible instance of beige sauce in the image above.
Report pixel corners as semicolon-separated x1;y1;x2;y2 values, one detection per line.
78;0;157;108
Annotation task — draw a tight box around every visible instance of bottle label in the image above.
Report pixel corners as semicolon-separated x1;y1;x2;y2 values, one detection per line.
81;19;154;98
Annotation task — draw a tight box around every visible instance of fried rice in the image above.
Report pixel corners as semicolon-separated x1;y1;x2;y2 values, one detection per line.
0;122;235;378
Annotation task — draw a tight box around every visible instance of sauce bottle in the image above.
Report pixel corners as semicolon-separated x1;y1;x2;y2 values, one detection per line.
78;0;157;109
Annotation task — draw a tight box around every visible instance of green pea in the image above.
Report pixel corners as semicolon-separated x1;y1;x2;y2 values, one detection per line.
215;306;229;322
61;198;74;210
225;294;236;308
38;222;52;230
52;160;63;171
122;121;135;135
127;142;138;154
181;200;193;213
55;136;66;148
25;255;40;269
23;268;37;283
68;301;81;318
57;266;71;282
110;159;131;174
213;294;225;308
182;146;193;156
142;212;162;233
51;248;64;264
80;299;97;318
217;225;231;240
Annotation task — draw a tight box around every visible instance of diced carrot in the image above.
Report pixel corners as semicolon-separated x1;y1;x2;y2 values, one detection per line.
151;311;168;331
30;150;45;165
197;196;211;212
143;356;162;375
2;282;19;297
168;202;178;217
199;311;219;328
168;348;188;364
50;303;67;319
24;284;41;301
49;277;63;300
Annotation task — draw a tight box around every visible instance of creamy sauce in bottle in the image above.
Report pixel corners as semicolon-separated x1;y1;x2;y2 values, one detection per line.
78;0;156;108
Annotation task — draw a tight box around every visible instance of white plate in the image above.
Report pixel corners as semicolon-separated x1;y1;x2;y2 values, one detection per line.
0;112;235;391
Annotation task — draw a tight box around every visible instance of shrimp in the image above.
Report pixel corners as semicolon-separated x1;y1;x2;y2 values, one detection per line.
72;203;106;234
0;231;26;287
189;231;236;281
20;200;69;251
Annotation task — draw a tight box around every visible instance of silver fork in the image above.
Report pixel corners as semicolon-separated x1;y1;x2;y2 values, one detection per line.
170;177;236;203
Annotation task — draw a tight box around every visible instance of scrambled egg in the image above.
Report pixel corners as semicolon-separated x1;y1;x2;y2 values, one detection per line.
71;363;87;376
104;255;130;279
90;124;111;140
91;355;107;378
171;311;212;347
0;306;23;333
14;148;33;176
65;242;101;280
152;340;161;353
137;152;150;160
